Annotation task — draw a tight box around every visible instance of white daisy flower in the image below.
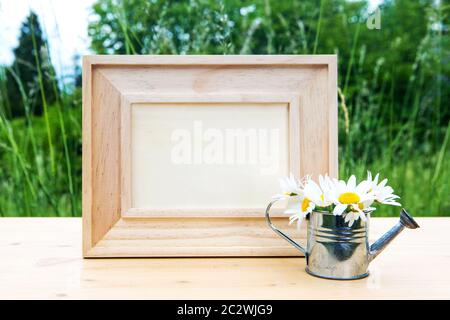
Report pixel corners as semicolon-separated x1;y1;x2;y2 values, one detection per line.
344;200;376;227
367;172;401;206
289;175;334;226
301;175;333;209
273;174;312;228
273;173;302;200
273;172;402;229
331;175;375;225
288;200;313;227
286;188;313;227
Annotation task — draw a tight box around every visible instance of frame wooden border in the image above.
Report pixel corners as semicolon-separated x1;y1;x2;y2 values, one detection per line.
83;55;338;257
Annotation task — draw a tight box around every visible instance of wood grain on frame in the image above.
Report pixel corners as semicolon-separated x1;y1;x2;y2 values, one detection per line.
82;55;338;257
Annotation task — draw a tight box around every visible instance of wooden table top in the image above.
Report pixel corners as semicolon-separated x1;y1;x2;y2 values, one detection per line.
0;217;448;300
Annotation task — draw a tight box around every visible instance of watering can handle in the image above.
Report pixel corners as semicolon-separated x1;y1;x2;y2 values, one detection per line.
265;199;306;255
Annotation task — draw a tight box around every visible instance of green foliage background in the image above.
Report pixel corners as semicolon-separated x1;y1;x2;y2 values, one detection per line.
0;0;449;216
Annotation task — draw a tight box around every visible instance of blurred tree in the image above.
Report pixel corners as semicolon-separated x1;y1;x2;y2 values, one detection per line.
87;0;448;158
88;0;363;55
5;11;58;118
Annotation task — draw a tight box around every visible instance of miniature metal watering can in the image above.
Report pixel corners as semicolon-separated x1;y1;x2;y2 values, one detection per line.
265;199;420;280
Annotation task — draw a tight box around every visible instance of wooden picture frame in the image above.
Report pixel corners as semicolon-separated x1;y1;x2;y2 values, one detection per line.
82;55;338;257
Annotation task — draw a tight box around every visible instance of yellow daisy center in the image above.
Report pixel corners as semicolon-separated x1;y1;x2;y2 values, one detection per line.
338;192;360;204
301;198;311;212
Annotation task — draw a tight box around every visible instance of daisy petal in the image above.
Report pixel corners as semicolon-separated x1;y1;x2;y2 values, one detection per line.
359;211;367;221
333;204;347;216
348;175;356;189
348;218;355;227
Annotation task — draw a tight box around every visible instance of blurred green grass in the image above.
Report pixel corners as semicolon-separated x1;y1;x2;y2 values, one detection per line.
0;103;81;216
0;0;448;217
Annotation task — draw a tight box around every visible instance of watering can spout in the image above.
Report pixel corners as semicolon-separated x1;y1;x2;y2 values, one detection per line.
369;209;420;262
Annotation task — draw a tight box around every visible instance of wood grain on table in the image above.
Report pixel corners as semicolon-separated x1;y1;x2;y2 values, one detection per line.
0;217;448;299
